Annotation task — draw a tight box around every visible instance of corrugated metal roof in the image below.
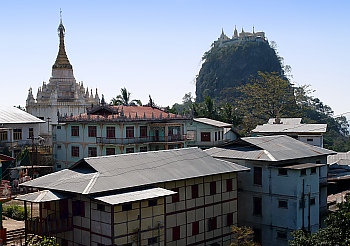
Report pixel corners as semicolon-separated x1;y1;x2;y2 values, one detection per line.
267;118;302;125
0;106;45;124
281;163;325;169
93;188;176;205
194;118;232;128
252;123;327;133
328;151;350;165
206;135;335;162
21;147;249;195
15;190;72;203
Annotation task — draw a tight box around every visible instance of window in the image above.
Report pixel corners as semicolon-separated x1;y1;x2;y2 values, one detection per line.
13;129;22;140
71;126;79;137
311;167;317;174
253;167;262;185
278;200;288;208
172;188;179;202
122;203;132;211
218;131;221;140
126;147;134;153
201;132;211;142
227;212;234;226
301;169;307;176
106;148;115;155
148;199;157;207
88;126;97;137
226;179;233;192
192;184;199;199
126;126;134;138
277;231;287;240
57;125;61;129
215;132;218;141
0;132;7;141
307;138;313;142
316;160;321;164
29;128;34;138
71;146;79;157
210;181;216;195
88;147;97;157
57;164;62;169
310;197;316;206
140;146;148;152
72;200;85;217
253;197;262;216
278;169;288;176
57;145;62;149
192;221;199;235
172;226;180;241
148;237;158;245
208;217;217;231
140;126;147;138
106;126;115;139
97;204;105;211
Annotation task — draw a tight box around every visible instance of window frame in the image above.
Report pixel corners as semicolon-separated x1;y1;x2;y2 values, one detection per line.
71;146;79;157
172;226;180;241
200;132;211;142
106;148;115;155
13;129;22;140
210;181;216;195
253;197;262;216
192;221;199;235
253;166;262;185
106;126;115;139
71;126;79;137
191;184;199;199
88;147;97;157
278;200;288;209
226;179;233;192
126;126;134;138
140;126;147;138
88;126;97;137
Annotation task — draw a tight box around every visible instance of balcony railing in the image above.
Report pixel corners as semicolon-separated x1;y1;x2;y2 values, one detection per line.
96;135;186;145
26;216;73;235
0;140;33;148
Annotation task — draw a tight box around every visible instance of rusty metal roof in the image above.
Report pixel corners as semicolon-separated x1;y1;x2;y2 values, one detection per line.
206;135;335;162
0;106;45;124
21;147;249;195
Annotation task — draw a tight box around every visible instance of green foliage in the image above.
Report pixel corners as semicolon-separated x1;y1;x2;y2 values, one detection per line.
3;204;29;220
110;87;142;106
235;71;298;132
290;194;350;245
230;226;260;246
27;235;59;246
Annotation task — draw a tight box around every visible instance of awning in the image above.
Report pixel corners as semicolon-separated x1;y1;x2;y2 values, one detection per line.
15;190;73;203
93;187;176;205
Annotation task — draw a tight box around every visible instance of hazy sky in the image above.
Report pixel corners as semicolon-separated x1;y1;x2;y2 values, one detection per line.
1;1;349;117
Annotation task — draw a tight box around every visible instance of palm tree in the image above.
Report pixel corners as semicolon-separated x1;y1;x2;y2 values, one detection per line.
110;87;142;106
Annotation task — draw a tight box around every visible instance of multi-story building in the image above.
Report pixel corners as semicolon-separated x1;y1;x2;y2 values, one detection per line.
186;118;238;149
252;118;327;147
26;16;100;137
0;106;45;157
18;147;249;246
206;135;335;246
52;103;191;169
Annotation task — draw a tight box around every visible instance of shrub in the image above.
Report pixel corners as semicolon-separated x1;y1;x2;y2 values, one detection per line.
3;204;29;220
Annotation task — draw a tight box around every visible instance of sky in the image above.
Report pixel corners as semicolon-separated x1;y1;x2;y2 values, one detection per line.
1;1;350;117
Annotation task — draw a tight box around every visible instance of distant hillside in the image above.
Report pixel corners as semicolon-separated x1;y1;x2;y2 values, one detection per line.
195;41;282;103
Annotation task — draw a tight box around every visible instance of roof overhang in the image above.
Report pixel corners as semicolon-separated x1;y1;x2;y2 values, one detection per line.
15;190;73;203
0;154;15;162
92;187;176;205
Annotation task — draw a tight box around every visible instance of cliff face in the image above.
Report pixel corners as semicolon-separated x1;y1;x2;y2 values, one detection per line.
195;41;282;103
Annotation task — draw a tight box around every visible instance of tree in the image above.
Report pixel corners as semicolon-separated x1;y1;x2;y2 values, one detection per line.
110;87;142;106
290;194;350;245
230;226;260;246
235;71;298;132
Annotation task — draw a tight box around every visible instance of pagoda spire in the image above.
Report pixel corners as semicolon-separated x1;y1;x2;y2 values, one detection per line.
52;9;72;69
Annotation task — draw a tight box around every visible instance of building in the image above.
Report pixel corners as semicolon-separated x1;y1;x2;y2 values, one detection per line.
252;118;327;147
17;147;249;246
206;135;335;246
214;26;267;48
52;102;191;169
0;106;45;158
186;118;238;149
26;16;100;137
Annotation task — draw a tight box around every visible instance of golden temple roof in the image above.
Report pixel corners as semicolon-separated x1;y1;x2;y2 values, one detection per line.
52;18;72;70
